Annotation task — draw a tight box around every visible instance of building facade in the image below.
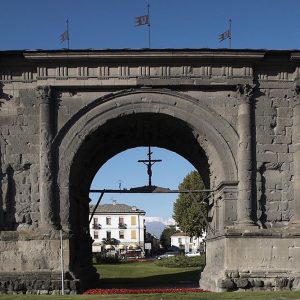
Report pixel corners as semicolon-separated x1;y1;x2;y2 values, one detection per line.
171;232;206;253
89;201;146;254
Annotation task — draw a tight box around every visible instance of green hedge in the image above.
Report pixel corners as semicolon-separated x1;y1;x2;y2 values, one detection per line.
155;255;205;268
92;253;122;264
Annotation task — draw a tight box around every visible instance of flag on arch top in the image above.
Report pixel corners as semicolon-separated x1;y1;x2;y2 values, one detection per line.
135;14;149;26
218;30;231;42
60;30;69;43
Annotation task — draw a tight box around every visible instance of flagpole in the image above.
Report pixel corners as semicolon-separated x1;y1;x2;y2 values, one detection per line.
147;1;151;48
66;19;70;50
229;18;232;49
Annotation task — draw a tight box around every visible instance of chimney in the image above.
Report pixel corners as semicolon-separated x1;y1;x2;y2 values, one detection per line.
112;200;117;205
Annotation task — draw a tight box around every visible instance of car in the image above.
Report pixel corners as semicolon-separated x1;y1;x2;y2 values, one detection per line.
185;251;201;257
157;251;179;260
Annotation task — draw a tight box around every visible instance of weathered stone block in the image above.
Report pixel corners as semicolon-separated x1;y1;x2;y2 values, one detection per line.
217;279;235;290
235;278;249;289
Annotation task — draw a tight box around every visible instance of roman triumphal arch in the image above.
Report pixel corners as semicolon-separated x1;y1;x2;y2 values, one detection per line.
1;49;300;293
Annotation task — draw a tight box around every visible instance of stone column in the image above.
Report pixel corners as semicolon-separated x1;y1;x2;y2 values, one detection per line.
37;86;57;228
0;140;3;229
236;84;256;226
292;85;300;224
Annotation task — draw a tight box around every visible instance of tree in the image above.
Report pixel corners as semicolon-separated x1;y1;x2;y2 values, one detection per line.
173;171;207;237
160;225;177;250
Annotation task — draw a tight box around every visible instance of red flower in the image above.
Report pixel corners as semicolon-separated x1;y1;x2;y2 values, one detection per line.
84;288;209;295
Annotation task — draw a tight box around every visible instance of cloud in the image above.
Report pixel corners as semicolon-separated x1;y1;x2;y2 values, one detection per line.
145;216;175;225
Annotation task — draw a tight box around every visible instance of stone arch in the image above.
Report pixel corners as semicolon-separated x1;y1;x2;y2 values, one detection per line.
54;89;239;285
56;89;238;225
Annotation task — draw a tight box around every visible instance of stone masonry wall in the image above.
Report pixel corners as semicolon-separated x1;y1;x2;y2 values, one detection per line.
256;88;294;227
0;89;40;230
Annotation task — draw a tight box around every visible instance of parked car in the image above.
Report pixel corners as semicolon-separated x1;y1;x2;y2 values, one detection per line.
157;251;180;260
185;251;201;257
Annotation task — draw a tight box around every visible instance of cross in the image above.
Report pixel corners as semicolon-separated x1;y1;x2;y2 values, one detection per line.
138;146;162;187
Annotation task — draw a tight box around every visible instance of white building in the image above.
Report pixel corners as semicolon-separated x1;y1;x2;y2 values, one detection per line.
171;232;206;253
89;200;146;255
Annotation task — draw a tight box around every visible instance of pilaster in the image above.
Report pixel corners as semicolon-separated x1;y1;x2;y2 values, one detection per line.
0;136;3;229
292;84;300;224
235;84;256;226
37;85;57;228
214;181;238;233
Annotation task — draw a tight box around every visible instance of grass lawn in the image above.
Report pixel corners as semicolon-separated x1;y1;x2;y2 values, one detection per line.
95;260;201;288
1;291;300;300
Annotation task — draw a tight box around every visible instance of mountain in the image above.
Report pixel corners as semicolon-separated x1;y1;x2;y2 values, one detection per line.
145;221;166;238
145;217;175;238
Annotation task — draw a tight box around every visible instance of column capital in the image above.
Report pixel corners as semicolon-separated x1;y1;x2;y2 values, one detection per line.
236;83;255;104
36;85;52;104
293;83;300;107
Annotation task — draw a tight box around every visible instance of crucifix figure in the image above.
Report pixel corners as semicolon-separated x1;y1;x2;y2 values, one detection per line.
138;146;162;187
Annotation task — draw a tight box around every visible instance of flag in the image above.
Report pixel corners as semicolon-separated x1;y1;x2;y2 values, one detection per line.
218;30;231;42
135;15;149;26
60;30;69;43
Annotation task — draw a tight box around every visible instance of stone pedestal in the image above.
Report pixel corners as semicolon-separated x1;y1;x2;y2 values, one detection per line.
0;230;99;294
200;228;300;292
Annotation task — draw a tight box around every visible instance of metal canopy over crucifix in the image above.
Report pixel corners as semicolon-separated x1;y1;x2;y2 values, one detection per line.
138;146;162;187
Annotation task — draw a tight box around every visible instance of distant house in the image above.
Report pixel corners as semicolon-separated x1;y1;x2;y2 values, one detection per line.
171;232;206;253
89;200;146;256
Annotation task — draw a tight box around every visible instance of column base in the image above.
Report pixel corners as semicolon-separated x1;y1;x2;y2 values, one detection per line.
234;220;259;229
200;232;300;292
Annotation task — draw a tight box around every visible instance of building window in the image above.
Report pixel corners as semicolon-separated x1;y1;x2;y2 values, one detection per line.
178;238;182;245
131;216;137;225
119;230;124;239
106;231;111;240
131;230;137;239
106;217;111;225
119;217;126;228
93;218;101;229
94;231;98;239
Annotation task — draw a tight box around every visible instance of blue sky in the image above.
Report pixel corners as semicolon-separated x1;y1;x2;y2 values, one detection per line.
90;147;195;221
1;0;299;220
1;0;299;50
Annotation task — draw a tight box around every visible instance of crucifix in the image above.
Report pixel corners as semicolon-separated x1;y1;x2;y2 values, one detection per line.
138;146;162;187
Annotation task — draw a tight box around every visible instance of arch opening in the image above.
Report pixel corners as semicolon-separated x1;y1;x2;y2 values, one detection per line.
89;146;206;289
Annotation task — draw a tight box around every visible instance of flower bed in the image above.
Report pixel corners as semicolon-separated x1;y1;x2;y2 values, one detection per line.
84;288;208;295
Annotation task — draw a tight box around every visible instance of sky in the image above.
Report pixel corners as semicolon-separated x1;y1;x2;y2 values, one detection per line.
1;0;300;50
89;147;195;221
1;0;299;222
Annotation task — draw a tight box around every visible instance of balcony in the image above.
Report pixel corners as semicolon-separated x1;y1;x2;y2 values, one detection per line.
118;223;127;229
93;224;101;229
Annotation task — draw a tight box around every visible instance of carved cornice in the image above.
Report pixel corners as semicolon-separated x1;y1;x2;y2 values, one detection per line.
23;49;265;61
